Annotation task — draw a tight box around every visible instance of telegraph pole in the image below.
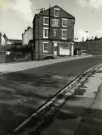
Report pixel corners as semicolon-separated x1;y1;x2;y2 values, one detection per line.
85;31;89;53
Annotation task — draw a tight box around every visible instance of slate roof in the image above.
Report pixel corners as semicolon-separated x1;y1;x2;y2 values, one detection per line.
38;5;75;19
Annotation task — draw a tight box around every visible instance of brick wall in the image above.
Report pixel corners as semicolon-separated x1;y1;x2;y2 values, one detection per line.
22;27;33;45
75;39;102;55
33;5;75;60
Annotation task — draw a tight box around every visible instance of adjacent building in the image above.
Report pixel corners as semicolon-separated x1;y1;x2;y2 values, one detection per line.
6;39;22;46
0;33;8;46
0;33;7;63
0;33;1;45
0;33;22;46
33;5;75;60
22;27;33;46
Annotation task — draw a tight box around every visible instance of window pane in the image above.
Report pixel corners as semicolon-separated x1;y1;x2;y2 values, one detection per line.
62;29;67;40
62;19;68;27
53;29;57;37
43;28;48;38
51;19;59;27
43;17;49;25
54;8;60;17
43;42;49;53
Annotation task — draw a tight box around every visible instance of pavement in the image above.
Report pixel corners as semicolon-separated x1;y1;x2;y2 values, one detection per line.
62;64;102;112
0;55;92;73
74;66;102;135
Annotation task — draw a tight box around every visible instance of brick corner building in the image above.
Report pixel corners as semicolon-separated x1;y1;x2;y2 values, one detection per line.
33;5;75;60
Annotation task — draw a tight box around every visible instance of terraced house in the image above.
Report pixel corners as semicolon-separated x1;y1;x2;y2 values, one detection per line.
33;5;75;60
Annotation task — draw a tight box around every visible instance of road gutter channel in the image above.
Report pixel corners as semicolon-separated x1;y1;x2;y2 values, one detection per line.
8;64;102;135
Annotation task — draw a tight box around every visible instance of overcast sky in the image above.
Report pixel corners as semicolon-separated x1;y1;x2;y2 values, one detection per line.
0;0;102;40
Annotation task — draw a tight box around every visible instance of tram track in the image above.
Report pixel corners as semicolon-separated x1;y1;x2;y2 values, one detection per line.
9;64;102;135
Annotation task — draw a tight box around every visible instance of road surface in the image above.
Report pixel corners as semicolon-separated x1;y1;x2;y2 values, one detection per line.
40;63;102;135
0;55;102;134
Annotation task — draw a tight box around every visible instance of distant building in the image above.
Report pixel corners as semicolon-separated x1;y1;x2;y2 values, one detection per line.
33;5;75;60
22;27;33;46
0;33;7;63
0;33;8;46
0;33;22;46
7;39;22;46
0;33;1;45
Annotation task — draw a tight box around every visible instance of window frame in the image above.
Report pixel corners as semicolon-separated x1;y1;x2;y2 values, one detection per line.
62;29;68;40
51;18;59;27
54;8;60;17
43;27;49;38
62;18;68;27
53;29;57;37
43;41;49;53
43;17;49;26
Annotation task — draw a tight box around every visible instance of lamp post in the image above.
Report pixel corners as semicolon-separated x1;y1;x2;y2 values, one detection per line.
85;31;89;53
85;31;89;41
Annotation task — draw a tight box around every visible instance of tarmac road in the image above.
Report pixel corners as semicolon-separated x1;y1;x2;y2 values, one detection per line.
1;55;102;134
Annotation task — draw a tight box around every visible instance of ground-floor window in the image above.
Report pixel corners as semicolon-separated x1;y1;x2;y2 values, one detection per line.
53;41;58;47
53;41;58;56
43;42;49;53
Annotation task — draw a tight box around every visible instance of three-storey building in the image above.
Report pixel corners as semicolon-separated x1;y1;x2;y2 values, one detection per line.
33;5;75;60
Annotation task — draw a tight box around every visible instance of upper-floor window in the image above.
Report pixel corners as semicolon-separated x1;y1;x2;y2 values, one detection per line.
53;29;57;37
43;42;49;53
53;41;58;47
51;19;59;27
43;27;49;38
62;29;68;40
54;8;60;17
43;17;49;25
62;18;68;27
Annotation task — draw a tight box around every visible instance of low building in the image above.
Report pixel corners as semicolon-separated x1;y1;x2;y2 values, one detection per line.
0;33;1;45
0;33;8;46
33;5;75;60
0;33;7;63
22;27;33;46
0;33;22;46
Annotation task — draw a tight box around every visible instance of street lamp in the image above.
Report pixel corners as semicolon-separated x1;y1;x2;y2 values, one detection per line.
85;31;89;41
